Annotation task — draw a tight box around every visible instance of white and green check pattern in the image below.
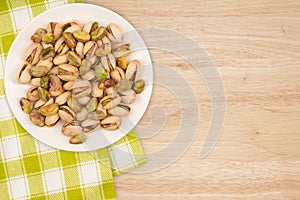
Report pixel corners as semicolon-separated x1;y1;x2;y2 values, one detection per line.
0;0;146;199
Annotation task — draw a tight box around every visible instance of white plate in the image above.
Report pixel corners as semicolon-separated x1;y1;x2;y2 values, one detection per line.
4;3;153;152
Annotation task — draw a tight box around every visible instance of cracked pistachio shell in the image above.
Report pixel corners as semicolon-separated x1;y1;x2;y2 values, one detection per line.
81;119;99;132
18;63;32;84
31;28;47;43
29;112;45;127
87;110;106;120
76;108;88;121
25;43;43;65
27;87;39;101
100;94;121;109
83;21;98;33
20;97;33;114
47;22;63;40
76;42;84;58
95;36;111;57
100;116;121;130
39;103;59;116
69;134;87;144
107;104;130;116
53;54;68;65
73;80;91;98
106;23;123;42
58;105;75;123
119;89;136;104
67;51;81;67
45;114;60;127
125;59;141;82
62;121;82;137
86;98;98;113
83;41;97;57
63;81;75;90
67;96;82;112
41;47;55;60
57;64;79;81
30;78;41;87
115;79;133;93
110;67;125;83
76;96;91;105
55;91;71;105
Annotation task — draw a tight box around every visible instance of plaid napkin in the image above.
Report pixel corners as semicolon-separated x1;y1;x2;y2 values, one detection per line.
0;0;146;199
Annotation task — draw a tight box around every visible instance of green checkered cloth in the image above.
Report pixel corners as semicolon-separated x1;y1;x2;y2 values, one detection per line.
0;0;146;199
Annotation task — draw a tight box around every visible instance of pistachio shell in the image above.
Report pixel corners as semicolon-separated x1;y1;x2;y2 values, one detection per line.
73;80;91;98
55;91;71;105
100;94;121;109
101;53;116;72
106;23;123;42
47;22;62;40
27;87;39;101
34;99;46;109
25;43;43;65
76;96;91;105
83;21;98;33
81;119;99;132
110;67;124;83
76;42;84;58
63;81;75;90
45;114;60;127
107;104;130;116
67;96;82;112
125;59;141;82
62;121;82;137
18;63;32;84
100;116;121;130
53;54;68;65
57;64;79;81
31;28;47;43
119;89;136;104
83;41;97;57
76;108;88;121
30;78;41;87
58;105;75;123
69;134;87;144
29;112;45;127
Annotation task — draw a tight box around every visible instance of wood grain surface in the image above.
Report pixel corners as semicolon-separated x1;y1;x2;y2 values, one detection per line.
87;0;300;199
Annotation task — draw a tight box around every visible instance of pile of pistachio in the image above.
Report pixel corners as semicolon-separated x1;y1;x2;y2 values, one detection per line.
18;20;145;144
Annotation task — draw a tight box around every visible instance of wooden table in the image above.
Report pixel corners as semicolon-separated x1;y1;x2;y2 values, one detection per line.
88;0;300;199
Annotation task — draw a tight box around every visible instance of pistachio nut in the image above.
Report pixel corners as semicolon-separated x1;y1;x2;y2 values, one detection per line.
100;94;121;109
115;79;133;92
47;22;63;40
73;80;91;98
107;104;130;117
39;103;59;116
133;79;145;94
62;121;82;137
18;63;32;84
101;53;116;72
45;114;60;127
76;42;84;58
81;119;99;132
86;97;98;112
69;134;87;144
29;112;45;127
53;54;68;65
38;86;49;102
20;97;33;114
119;89;136;104
96;103;107;118
117;56;128;70
83;41;97;57
30;65;48;78
34;99;46;109
90;26;105;41
110;67;125;83
63;32;77;48
55;91;71;105
57;64;79;81
79;59;92;76
27;87;39;101
41;47;55;60
43;98;54;107
40;75;49;89
30;78;41;87
49;75;64;96
76;96;91;105
76;108;88;121
58;105;75;123
94;64;108;81
41;42;53;49
83;21;98;33
95;36;111;57
91;82;103;98
112;42;131;58
73;30;90;42
54;37;69;55
125;59;141;82
25;43;43;65
67;51;81;67
106;23;123;42
63;81;75;90
67;96;82;112
100;116;121;130
31;28;47;43
42;32;54;43
87;110;106;120
104;79;115;88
